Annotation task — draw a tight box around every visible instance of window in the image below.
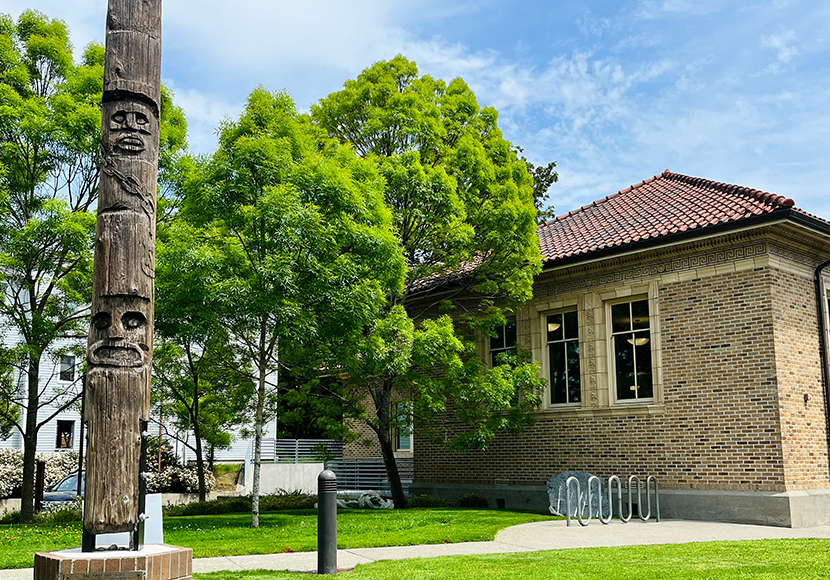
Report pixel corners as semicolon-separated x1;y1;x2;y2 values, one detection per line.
393;403;411;452
490;320;517;367
611;299;653;401
59;355;75;382
56;420;74;449
547;310;580;405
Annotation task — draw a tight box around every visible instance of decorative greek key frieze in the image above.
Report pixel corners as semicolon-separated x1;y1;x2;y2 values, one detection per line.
536;242;768;295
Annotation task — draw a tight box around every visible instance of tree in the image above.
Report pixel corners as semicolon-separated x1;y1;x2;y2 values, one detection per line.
310;56;546;508
177;87;404;527
0;11;101;524
516;148;559;223
153;220;254;502
0;10;188;523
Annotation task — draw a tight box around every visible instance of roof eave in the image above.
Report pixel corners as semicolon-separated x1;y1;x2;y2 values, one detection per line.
540;208;825;271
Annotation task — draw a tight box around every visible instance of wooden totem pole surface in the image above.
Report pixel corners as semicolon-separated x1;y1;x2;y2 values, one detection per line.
84;0;161;535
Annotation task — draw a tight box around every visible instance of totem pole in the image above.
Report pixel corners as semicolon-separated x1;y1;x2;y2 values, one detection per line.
83;0;161;550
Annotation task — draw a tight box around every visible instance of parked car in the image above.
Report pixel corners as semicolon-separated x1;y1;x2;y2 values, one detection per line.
43;472;84;505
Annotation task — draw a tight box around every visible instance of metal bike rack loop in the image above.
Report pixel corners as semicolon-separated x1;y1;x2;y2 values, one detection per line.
564;474;659;526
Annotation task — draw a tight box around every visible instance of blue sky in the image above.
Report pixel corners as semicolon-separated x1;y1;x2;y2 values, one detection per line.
6;0;830;219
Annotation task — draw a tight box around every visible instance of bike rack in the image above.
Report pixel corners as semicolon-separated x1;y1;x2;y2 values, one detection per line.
565;474;660;526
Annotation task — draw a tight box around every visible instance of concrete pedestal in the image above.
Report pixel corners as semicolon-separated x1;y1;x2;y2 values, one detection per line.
33;545;192;580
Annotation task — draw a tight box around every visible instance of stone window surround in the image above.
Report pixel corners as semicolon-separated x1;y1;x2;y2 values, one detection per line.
541;304;581;409
530;280;664;418
605;293;657;405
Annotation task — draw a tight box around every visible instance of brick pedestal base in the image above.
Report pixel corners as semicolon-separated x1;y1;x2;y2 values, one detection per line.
33;544;192;580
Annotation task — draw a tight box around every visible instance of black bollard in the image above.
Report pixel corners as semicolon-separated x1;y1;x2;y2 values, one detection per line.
317;470;337;574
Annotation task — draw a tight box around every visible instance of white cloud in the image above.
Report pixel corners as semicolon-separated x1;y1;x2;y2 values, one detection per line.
161;81;241;155
762;29;798;64
7;0;830;222
635;0;730;18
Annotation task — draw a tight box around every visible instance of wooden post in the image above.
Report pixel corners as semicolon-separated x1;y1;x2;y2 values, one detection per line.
83;0;161;539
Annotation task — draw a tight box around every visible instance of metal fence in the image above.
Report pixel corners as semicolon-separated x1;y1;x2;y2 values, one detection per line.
259;438;343;463
324;458;414;495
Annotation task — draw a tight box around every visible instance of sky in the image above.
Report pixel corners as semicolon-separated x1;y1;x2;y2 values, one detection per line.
5;0;830;219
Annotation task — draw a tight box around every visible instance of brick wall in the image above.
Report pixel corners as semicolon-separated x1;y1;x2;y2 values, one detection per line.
414;232;830;493
342;386;414;461
770;268;829;487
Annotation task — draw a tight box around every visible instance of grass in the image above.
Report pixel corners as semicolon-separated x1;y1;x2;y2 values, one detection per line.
165;508;551;557
0;508;551;569
192;538;830;580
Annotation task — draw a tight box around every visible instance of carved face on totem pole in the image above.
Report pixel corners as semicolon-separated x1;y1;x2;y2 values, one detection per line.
108;102;152;155
99;99;158;221
88;297;151;369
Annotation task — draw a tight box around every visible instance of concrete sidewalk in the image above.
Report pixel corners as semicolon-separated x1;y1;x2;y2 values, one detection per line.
5;519;830;578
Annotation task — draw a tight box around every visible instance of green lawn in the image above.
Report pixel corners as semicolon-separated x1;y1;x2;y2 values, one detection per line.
193;539;830;580
0;508;551;569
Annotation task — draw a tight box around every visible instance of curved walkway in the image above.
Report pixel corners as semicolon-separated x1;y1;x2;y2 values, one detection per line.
191;519;830;573
5;519;830;578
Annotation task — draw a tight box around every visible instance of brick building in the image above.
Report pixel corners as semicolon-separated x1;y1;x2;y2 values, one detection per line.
407;170;830;527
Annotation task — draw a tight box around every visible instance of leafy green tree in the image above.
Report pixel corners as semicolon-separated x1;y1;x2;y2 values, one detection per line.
515;148;559;223
178;87;404;527
0;11;101;524
153;220;254;502
310;56;546;508
0;10;188;523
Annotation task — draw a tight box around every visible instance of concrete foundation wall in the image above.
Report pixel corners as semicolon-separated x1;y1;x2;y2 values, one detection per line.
0;498;20;516
410;482;830;528
242;463;324;495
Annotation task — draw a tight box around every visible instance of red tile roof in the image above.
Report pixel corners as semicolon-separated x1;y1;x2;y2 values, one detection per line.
538;170;802;264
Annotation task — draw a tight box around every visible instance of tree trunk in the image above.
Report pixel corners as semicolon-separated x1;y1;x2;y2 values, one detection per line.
370;382;407;509
20;355;41;523
251;347;267;528
192;394;206;502
377;425;407;509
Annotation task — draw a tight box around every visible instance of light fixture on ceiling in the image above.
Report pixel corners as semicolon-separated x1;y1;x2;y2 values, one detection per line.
627;337;649;346
547;321;561;333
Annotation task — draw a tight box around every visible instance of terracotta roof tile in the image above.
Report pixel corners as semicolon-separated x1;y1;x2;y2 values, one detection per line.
537;170;808;265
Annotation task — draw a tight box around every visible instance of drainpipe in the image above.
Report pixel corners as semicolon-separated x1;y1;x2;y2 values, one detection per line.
816;259;830;476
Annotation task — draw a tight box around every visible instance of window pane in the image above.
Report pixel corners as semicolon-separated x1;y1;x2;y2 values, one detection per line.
564;310;579;340
490;325;505;350
59;356;75;382
550;342;566;404
615;334;635;399
505;321;517;348
56;420;74;449
635;332;653;398
632;300;650;330
611;303;630;333
546;314;563;342
567;340;581;403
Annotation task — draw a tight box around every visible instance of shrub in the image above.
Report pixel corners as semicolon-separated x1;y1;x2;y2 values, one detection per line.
457;493;489;508
162;490;317;517
146;465;215;494
0;448;24;498
146;435;181;469
0;449;80;499
164;496;251;517
408;494;447;508
260;490;316;511
42;451;80;488
0;510;20;524
36;498;82;523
